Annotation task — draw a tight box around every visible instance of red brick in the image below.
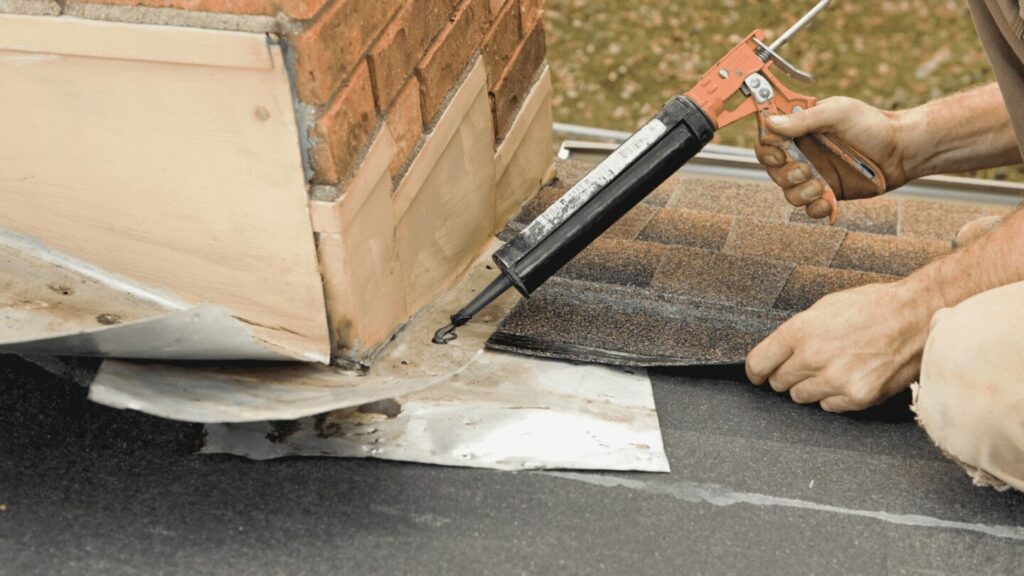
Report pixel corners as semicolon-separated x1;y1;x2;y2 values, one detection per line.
519;0;542;31
72;0;275;15
481;0;520;87
277;0;327;19
386;76;424;178
490;19;545;141
290;0;401;106
416;0;491;127
310;61;378;184
367;0;460;112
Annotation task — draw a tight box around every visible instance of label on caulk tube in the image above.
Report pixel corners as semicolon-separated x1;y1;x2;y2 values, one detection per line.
496;118;669;265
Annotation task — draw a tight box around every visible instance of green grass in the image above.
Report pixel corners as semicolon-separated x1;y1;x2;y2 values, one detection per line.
545;0;1023;181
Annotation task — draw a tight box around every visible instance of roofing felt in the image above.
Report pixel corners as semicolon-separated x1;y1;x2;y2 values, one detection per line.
486;160;1014;367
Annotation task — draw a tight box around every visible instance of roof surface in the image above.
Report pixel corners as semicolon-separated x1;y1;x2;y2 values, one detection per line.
4;355;1024;575
488;160;1002;366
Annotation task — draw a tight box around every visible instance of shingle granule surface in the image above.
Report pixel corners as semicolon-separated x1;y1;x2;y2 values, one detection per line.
486;161;993;367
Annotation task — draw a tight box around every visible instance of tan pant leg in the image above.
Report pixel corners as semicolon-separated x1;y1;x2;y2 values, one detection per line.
912;281;1024;492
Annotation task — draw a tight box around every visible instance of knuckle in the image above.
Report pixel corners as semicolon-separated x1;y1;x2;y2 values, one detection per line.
846;385;879;410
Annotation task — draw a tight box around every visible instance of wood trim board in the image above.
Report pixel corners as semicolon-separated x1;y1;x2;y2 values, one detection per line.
0;14;273;69
0;20;329;362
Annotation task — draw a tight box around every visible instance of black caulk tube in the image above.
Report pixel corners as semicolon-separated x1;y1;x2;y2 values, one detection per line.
432;96;715;344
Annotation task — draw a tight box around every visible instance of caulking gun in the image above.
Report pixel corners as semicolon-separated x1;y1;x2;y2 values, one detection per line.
433;0;885;345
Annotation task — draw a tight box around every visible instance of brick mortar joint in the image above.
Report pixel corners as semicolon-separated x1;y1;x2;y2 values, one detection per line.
16;0;325;34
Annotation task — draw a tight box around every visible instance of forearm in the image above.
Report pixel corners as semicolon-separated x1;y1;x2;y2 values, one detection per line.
901;206;1024;315
897;83;1022;180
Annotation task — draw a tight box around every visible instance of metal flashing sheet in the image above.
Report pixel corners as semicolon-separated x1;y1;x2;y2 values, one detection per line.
204;247;670;472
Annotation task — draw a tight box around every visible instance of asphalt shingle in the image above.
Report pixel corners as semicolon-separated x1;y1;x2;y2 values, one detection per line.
487;160;1000;367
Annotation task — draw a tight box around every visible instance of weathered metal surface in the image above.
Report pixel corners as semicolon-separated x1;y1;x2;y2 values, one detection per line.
89;360;460;424
0;228;296;361
203;245;670;472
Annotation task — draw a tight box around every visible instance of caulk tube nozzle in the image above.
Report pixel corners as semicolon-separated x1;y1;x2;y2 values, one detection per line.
432;273;515;344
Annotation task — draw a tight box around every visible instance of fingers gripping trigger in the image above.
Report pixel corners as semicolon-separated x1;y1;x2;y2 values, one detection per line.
756;115;839;224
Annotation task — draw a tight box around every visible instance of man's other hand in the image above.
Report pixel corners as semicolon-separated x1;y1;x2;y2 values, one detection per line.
754;97;908;220
745;282;932;412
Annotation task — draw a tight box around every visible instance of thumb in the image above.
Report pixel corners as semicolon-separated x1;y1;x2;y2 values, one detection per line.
765;99;845;138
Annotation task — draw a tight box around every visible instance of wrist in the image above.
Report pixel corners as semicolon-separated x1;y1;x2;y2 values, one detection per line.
891;106;931;183
893;253;964;324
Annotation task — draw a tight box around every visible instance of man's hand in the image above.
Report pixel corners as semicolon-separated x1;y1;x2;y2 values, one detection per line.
745;281;933;412
754;97;909;220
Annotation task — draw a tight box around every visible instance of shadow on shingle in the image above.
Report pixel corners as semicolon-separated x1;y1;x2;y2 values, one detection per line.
488;278;791;367
637;207;733;250
774;265;900;311
790;196;899;235
669;177;793;222
832;232;951;276
653;246;795;309
723;218;847;267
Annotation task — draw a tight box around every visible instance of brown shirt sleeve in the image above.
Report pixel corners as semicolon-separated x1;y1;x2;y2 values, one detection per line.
969;0;1024;155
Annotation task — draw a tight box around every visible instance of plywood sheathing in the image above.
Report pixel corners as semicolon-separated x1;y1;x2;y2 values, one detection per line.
0;16;331;363
0;14;275;67
395;61;497;316
493;66;555;230
486;163;994;367
310;130;407;363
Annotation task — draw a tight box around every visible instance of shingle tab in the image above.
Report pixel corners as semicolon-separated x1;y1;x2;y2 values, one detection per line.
790;195;899;235
488;277;790;367
652;246;794;308
898;198;986;240
774;266;899;311
723;218;847;267
637;208;733;250
561;238;667;288
668;177;793;222
832;232;950;276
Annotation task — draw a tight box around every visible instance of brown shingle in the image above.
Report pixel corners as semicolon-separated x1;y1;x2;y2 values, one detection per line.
898;198;986;241
490;159;1010;368
603;204;659;241
723;218;847;267
774;266;899;311
790;196;899;235
488;277;790;367
561;238;667;288
668;177;793;222
637;208;733;250
652;246;795;308
832;232;950;276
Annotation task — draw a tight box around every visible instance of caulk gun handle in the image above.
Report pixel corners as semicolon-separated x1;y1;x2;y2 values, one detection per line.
755;113;886;225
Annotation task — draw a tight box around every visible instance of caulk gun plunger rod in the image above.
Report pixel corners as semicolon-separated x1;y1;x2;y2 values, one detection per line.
768;0;831;52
